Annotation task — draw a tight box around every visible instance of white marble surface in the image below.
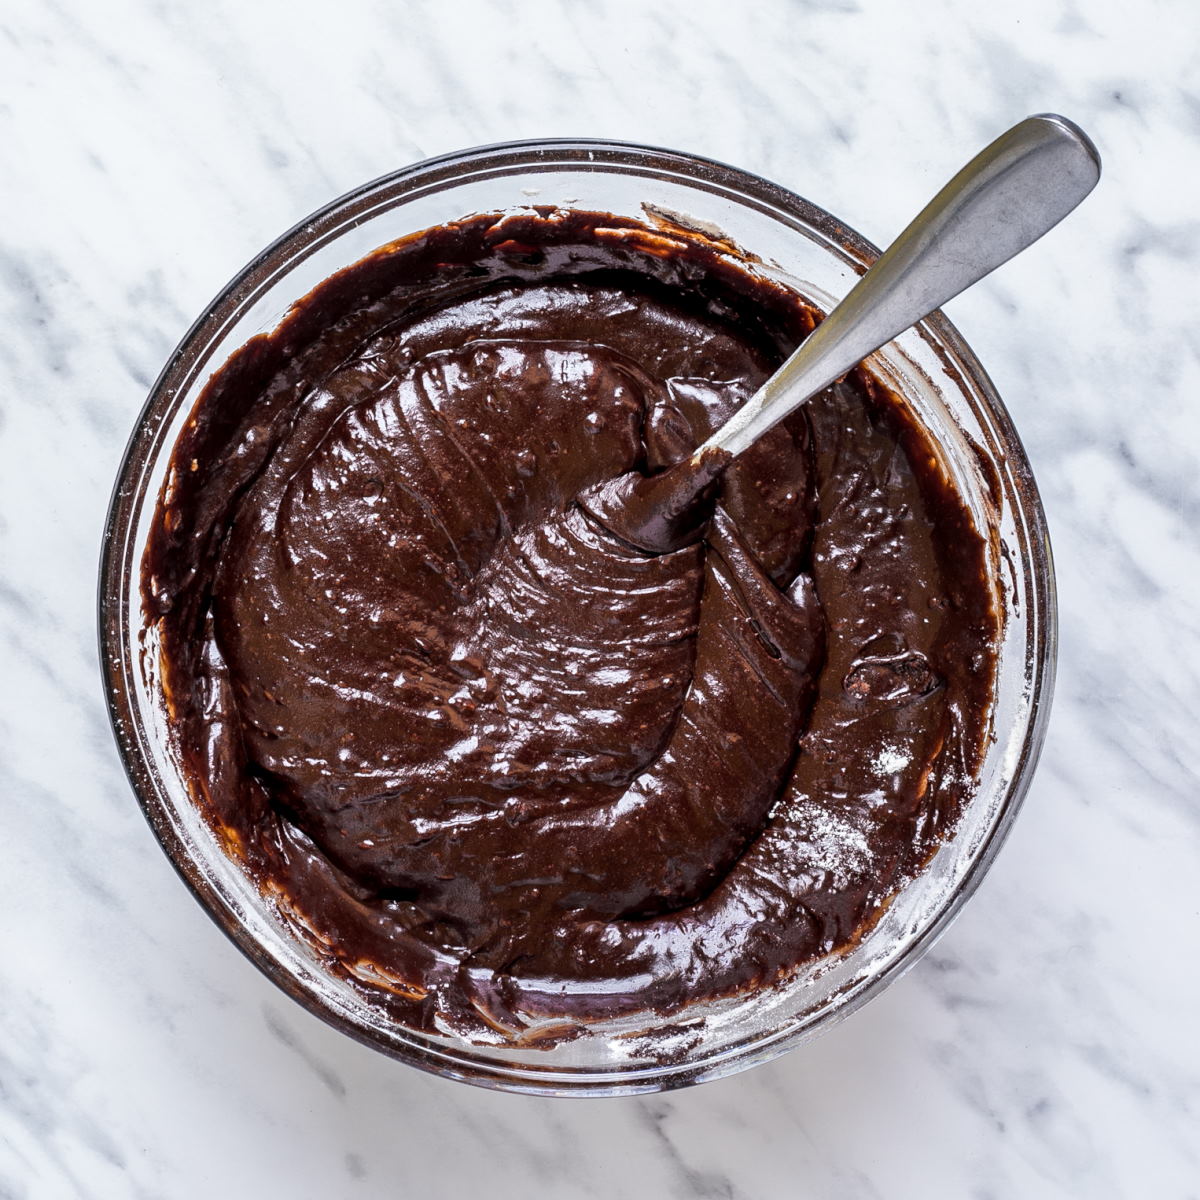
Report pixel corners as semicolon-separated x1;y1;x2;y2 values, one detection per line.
3;0;1199;1195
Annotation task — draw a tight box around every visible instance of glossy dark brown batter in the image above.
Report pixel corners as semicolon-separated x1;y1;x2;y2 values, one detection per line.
144;209;997;1039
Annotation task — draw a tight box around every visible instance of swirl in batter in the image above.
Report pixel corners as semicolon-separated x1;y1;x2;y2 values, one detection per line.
144;210;997;1038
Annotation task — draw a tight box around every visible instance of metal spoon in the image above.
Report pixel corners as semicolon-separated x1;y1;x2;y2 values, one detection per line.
695;113;1100;462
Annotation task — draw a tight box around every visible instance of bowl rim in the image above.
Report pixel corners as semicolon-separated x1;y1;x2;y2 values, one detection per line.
98;136;1058;1095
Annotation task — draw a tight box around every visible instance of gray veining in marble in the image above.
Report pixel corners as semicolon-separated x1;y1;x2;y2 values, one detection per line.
3;0;1198;1196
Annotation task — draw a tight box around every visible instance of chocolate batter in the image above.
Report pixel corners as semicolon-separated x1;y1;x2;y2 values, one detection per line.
143;209;997;1039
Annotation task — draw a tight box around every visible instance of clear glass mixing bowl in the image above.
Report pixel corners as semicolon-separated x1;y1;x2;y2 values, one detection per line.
99;140;1056;1095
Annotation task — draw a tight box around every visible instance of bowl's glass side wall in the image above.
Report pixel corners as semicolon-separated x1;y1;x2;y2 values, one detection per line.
101;143;1053;1095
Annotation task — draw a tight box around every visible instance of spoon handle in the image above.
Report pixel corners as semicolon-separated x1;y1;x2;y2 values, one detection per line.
698;113;1101;460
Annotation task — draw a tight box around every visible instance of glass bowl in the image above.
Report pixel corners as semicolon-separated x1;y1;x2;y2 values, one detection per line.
99;140;1056;1096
